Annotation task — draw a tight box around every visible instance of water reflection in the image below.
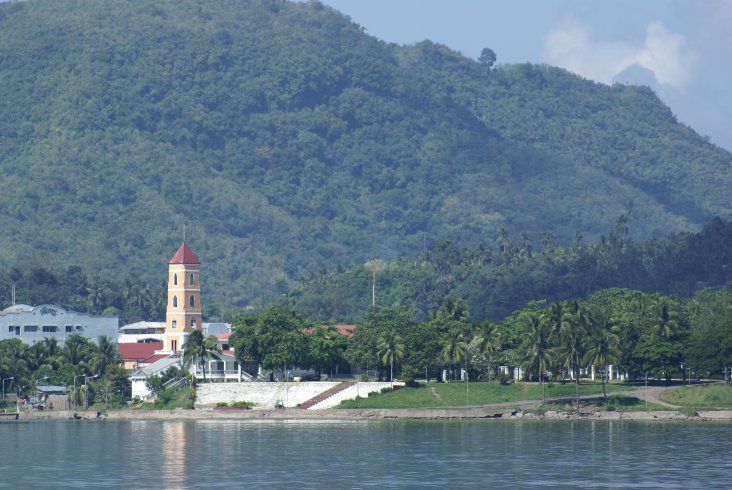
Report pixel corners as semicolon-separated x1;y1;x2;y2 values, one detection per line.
1;420;730;487
162;421;187;487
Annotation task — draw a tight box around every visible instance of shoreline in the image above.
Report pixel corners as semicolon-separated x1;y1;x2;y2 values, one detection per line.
12;407;732;422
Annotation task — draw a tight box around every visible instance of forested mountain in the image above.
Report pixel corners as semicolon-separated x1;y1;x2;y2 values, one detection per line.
0;0;730;307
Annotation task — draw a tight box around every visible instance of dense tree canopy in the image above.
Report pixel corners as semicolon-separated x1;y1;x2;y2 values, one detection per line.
290;218;732;322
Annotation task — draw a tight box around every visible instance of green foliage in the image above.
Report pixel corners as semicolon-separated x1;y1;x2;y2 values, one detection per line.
230;305;310;372
182;330;222;381
135;387;195;410
0;0;728;312
291;219;732;322
0;334;129;404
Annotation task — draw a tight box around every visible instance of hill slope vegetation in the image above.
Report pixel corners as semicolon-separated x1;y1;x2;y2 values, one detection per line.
0;0;730;306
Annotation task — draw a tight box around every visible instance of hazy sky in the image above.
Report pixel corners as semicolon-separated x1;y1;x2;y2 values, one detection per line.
323;0;732;151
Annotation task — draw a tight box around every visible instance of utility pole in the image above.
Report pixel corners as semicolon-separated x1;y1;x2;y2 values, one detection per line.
219;272;225;321
371;261;376;313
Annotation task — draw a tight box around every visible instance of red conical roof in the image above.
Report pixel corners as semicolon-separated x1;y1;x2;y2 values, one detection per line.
169;242;201;264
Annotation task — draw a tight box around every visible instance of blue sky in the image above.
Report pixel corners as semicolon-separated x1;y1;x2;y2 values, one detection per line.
323;0;732;151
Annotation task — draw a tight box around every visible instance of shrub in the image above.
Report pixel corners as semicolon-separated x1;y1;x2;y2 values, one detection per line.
231;401;254;408
401;365;419;388
216;402;229;408
358;374;368;382
496;372;513;385
380;387;393;394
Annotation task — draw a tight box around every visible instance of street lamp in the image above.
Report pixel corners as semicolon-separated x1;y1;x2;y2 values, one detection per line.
2;377;13;400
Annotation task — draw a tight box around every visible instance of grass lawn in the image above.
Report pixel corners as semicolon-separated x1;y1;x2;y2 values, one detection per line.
659;384;732;410
338;381;632;409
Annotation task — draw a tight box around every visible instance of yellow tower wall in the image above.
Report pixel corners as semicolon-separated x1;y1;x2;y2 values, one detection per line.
163;263;202;353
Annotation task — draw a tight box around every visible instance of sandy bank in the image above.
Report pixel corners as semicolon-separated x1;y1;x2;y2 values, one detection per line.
13;408;732;422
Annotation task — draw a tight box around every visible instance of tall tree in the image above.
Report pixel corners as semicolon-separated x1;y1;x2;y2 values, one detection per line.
441;327;469;382
584;309;621;399
90;335;120;377
377;330;404;383
521;314;553;403
182;330;222;382
558;301;589;411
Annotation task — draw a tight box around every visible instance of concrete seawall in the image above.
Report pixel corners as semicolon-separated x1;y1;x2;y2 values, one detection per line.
13;409;732;421
195;381;394;409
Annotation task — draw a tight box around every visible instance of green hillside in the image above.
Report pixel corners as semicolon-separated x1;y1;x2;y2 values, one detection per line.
0;0;730;307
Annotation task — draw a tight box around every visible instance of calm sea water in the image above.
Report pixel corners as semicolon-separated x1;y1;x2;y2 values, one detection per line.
0;419;729;488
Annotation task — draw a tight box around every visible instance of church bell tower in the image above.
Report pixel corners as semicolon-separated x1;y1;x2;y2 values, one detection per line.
161;242;202;354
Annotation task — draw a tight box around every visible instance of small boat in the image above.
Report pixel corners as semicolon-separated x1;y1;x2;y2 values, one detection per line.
0;412;20;421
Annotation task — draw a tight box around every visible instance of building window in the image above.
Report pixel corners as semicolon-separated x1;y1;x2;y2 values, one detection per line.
24;326;38;333
172;320;177;329
8;326;14;333
189;295;195;308
173;273;178;286
189;273;194;286
65;326;73;333
76;326;84;331
173;296;178;308
42;326;58;333
190;318;196;328
172;340;177;352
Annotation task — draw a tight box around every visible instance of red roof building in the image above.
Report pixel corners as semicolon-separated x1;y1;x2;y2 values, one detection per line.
119;342;165;369
168;242;201;265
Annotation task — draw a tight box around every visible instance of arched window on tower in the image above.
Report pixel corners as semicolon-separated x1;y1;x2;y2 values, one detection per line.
189;273;194;286
189;295;195;308
173;296;178;308
190;318;196;328
173;273;178;286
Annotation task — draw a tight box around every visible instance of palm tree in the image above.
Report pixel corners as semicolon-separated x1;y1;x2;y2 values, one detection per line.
27;342;51;373
584;311;621;400
473;321;497;358
377;330;405;384
473;321;497;379
558;301;589;412
498;227;511;255
647;297;680;339
616;214;629;241
441;328;468;382
61;334;93;370
542;301;564;339
521;314;553;404
520;232;532;258
182;330;222;382
91;335;120;377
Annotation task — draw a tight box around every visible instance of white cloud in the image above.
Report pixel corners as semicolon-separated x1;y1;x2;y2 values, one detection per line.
543;19;692;91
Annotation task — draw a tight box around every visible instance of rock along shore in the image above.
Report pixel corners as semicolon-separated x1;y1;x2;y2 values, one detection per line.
14;408;732;422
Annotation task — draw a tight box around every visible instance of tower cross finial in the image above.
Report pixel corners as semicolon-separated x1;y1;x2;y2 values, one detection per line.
183;224;187;243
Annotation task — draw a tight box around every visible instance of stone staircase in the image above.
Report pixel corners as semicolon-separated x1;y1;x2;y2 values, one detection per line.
299;381;356;409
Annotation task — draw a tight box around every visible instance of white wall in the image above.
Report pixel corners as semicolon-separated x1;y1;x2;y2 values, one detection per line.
196;382;399;409
131;377;152;400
